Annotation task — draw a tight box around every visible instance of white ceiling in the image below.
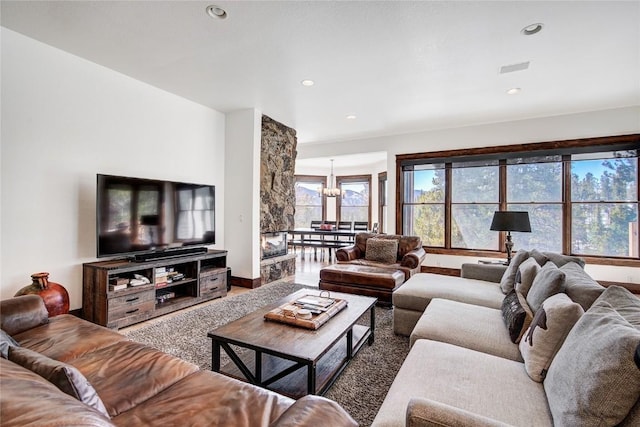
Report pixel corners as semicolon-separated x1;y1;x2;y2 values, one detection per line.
2;1;639;145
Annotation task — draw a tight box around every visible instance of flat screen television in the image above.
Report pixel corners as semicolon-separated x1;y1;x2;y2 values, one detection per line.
96;174;215;258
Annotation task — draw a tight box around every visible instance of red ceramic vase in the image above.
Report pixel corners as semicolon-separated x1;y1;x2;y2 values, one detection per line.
15;272;70;317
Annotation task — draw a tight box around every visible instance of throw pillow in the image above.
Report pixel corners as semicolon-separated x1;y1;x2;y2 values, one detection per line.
499;250;530;294
364;238;398;264
514;257;541;297
519;293;583;382
526;261;566;314
560;262;604;311
542;251;586;268
501;290;534;344
529;249;549;266
8;346;109;417
545;286;640;426
0;329;19;359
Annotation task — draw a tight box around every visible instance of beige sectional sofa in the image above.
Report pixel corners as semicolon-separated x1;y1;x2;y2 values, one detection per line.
373;250;640;426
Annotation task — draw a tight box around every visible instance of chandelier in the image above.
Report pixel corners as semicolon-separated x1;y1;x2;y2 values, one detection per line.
323;159;341;197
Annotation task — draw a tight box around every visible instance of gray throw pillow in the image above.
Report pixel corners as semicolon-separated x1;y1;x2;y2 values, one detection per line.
526;261;566;313
560;262;605;311
364;238;398;264
8;346;109;417
545;286;640;426
499;250;530;294
543;251;586;268
514;257;541;297
0;329;19;359
529;249;549;266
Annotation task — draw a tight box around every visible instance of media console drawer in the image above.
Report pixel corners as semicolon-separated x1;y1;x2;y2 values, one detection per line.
108;289;155;321
200;268;227;298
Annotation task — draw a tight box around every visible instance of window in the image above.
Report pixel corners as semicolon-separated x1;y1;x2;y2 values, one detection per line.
337;175;371;224
378;172;387;233
397;134;640;264
571;152;638;257
451;161;499;250
294;175;326;228
403;165;445;246
507;156;563;252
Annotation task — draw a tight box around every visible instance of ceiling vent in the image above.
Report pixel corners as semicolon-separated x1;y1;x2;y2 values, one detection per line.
499;61;530;74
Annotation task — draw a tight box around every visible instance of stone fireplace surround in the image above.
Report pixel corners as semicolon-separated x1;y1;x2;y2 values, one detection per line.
259;116;297;285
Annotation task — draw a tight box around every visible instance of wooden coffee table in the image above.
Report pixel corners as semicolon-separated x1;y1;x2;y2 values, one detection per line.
207;289;376;399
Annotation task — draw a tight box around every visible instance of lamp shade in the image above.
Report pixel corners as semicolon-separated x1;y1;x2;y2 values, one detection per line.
490;211;531;232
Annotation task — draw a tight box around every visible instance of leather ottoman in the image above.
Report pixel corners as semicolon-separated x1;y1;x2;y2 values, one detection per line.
319;264;405;306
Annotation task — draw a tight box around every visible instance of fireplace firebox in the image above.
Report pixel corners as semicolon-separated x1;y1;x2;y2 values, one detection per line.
261;232;288;260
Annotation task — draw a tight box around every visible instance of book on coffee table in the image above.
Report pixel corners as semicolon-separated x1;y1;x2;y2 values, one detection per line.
265;298;348;330
295;295;335;308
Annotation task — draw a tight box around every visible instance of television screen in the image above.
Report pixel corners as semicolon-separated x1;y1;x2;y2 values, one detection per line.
97;174;215;258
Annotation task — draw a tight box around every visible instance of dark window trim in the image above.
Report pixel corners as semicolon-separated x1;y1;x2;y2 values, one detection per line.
337;174;372;224
396;133;640;267
378;172;387;233
295;174;327;222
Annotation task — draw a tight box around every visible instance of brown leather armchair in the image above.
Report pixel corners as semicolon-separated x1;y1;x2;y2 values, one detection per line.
336;232;426;280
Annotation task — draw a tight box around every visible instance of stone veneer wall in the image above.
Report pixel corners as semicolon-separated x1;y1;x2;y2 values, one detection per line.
260;115;297;233
260;115;297;284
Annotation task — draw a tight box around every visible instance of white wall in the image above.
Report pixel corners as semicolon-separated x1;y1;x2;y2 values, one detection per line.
224;109;262;280
1;28;226;308
297;107;640;283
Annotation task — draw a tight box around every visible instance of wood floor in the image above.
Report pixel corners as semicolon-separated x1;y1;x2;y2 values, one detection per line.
120;249;330;333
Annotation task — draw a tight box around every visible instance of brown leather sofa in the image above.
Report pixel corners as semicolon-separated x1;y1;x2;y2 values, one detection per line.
319;233;426;305
0;295;357;427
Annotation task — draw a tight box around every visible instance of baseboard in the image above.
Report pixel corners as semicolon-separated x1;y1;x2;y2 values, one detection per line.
231;276;262;289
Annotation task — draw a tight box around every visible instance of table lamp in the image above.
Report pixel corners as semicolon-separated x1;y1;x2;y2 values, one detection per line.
490;211;531;265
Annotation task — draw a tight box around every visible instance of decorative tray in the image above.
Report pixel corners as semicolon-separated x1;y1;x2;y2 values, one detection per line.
264;293;348;330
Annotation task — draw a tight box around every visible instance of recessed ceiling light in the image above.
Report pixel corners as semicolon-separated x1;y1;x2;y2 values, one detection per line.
206;5;227;19
301;79;314;87
506;88;521;95
346;115;357;120
521;23;543;36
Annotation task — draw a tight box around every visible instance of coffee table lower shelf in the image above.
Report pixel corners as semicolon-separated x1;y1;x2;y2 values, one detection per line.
212;324;372;399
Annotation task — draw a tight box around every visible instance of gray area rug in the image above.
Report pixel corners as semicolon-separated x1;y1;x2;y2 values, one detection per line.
123;281;409;426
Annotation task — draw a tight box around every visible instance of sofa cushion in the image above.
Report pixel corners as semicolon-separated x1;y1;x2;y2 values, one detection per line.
0;295;49;336
8;346;109;416
393;273;505;313
526;262;566;314
560;261;605;311
519;293;583;382
371;339;552;426
365;238;399;264
501;290;534;344
69;340;199;417
499;250;530;294
13;314;128;362
1;329;19;358
413;298;522;362
112;369;295;427
545;286;640;426
514;257;540;297
0;357;114;426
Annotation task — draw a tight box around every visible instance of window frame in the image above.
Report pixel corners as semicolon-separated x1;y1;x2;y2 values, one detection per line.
378;172;387;233
396;133;640;267
294;175;327;226
336;174;372;225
